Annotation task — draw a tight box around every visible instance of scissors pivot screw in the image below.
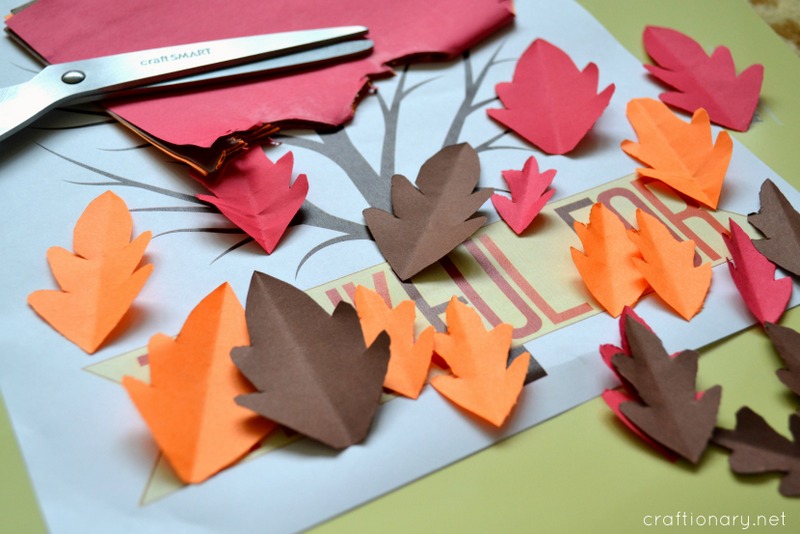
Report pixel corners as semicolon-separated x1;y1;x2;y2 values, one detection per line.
61;70;86;84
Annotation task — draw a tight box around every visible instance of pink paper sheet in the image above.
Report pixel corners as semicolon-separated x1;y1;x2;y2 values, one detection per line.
7;0;513;148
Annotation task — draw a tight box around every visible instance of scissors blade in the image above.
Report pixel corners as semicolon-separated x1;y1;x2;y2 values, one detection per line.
0;26;370;142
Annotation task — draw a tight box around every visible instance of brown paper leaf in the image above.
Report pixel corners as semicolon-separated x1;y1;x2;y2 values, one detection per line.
765;322;800;398
363;143;493;281
232;272;390;450
748;179;800;276
613;317;721;463
713;407;800;497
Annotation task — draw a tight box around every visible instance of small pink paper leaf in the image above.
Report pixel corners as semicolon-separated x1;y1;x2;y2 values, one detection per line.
724;219;792;325
487;39;615;155
194;149;309;254
643;26;763;132
491;156;556;234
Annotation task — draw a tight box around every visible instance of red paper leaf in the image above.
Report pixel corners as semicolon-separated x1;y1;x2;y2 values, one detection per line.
194;149;308;254
643;26;763;132
491;156;556;235
611;317;721;463
714;407;800;497
724;219;792;325
487;39;615;155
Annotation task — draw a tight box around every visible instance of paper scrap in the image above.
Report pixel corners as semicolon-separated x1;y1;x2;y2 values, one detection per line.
431;297;529;427
612;317;721;463
491;156;556;235
571;202;648;317
28;191;153;354
354;285;434;399
724;219;792;325
748;179;800;277
193;149;308;254
487;39;614;154
7;0;514;165
765;323;800;399
621;97;732;209
363;143;492;281
643;26;763;132
232;272;390;449
713;407;800;497
628;209;712;320
122;283;274;484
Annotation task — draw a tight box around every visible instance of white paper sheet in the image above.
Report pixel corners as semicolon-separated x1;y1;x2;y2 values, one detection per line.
1;1;798;532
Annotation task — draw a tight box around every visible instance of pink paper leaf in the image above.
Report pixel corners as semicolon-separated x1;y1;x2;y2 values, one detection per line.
724;219;792;325
643;26;763;132
487;39;615;155
194;149;308;254
491;156;556;234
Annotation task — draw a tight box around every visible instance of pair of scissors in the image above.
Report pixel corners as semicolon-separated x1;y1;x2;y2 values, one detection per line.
0;26;372;142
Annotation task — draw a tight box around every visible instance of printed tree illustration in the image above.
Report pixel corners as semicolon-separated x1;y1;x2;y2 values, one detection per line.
36;41;526;274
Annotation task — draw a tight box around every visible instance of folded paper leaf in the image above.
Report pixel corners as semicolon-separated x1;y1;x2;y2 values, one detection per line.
600;309;678;461
363;143;492;281
628;209;712;320
232;272;390;449
28;191;153;353
194;149;308;254
643;26;763;132
621;98;732;209
354;285;434;399
431;297;529;427
748;179;800;276
571;203;648;317
713;407;800;497
764;323;800;399
491;156;556;235
487;39;614;154
7;0;513;168
122;283;274;484
601;389;678;462
612;317;721;463
724;219;792;325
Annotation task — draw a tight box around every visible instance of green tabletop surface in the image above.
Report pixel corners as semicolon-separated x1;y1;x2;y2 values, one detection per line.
3;1;799;532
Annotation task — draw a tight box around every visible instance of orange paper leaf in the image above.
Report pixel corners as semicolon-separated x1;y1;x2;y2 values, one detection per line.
571;202;649;317
628;209;712;320
354;286;435;399
28;191;153;353
621;98;732;209
431;297;529;427
123;283;275;484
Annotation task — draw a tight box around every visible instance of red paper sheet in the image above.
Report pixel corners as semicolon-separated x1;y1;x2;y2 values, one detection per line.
7;0;513;149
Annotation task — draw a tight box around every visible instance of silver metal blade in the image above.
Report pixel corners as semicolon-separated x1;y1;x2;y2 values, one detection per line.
106;38;374;95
